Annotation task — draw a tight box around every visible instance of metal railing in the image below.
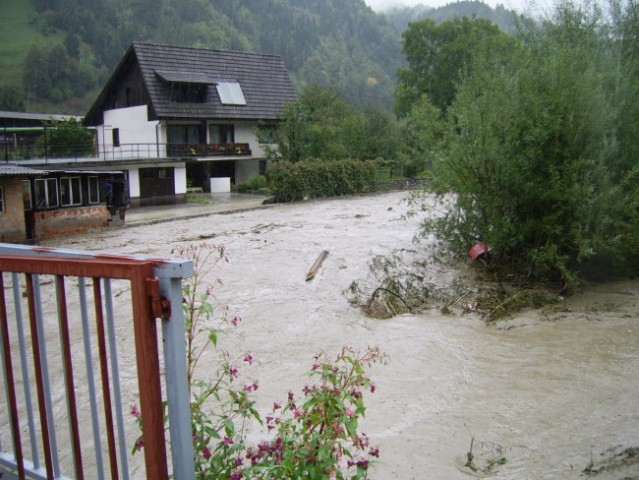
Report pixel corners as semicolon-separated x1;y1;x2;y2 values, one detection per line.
0;244;195;479
2;141;252;163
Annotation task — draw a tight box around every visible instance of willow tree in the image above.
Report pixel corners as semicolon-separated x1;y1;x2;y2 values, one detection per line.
421;1;639;287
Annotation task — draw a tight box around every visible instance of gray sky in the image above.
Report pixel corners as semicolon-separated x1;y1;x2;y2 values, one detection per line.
363;0;551;14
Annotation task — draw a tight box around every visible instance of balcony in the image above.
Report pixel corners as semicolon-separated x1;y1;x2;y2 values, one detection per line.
1;141;253;163
166;142;252;157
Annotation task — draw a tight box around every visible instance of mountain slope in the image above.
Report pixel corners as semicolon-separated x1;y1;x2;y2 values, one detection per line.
0;0;517;114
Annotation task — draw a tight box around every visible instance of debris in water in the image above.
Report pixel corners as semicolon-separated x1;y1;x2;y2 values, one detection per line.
306;250;329;282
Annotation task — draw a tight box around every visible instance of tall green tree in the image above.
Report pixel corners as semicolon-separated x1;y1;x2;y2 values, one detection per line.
420;1;639;286
395;17;516;117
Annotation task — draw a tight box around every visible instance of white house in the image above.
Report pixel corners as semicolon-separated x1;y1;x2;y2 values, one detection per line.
83;42;297;206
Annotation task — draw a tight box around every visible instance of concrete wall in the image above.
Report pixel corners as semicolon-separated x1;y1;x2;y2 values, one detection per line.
0;178;27;243
33;205;108;240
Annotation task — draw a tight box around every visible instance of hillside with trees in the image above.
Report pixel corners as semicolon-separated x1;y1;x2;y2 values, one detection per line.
0;0;519;114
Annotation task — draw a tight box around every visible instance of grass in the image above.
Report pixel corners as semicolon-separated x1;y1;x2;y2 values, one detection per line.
0;0;64;91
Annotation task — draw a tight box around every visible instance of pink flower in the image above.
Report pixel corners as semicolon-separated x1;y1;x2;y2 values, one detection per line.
244;354;253;365
370;383;376;394
244;382;258;392
230;366;238;378
345;407;354;418
135;438;144;451
222;436;234;447
130;405;140;418
231;315;240;327
273;402;281;411
202;447;212;458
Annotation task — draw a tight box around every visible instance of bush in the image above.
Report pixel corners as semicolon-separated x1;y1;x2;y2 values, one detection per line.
417;3;639;288
236;175;268;193
267;159;377;202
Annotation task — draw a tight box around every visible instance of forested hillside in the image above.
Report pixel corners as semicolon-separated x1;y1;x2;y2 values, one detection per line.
0;0;518;114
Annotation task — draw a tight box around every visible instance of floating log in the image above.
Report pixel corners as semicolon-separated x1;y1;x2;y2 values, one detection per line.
306;250;329;282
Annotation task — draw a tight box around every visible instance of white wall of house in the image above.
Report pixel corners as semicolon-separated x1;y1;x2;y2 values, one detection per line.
98;106;161;159
234;122;267;158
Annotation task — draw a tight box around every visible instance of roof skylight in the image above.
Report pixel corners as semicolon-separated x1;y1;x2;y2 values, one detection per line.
216;82;246;105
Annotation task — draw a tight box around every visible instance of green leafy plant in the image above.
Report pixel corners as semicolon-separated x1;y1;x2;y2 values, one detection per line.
133;243;385;479
245;347;386;479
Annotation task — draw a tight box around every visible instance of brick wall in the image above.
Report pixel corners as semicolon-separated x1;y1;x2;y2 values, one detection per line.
34;205;108;240
0;179;27;243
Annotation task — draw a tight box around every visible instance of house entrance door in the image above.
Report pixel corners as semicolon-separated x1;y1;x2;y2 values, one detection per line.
139;167;175;205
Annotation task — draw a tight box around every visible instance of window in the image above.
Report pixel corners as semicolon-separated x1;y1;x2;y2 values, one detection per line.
170;82;207;103
0;186;4;213
209;125;234;144
216;82;246;105
22;180;32;211
35;178;59;209
167;124;206;145
112;128;120;147
60;177;82;206
88;176;100;204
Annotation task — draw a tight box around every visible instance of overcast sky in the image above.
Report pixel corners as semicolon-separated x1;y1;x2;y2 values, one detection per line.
362;0;553;14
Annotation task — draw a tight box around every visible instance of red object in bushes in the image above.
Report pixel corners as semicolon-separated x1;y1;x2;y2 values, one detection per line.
469;242;491;262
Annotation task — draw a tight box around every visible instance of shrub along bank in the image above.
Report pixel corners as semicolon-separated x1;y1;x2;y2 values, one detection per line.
267;159;378;203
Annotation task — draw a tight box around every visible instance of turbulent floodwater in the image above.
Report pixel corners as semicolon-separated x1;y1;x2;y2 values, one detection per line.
41;190;639;479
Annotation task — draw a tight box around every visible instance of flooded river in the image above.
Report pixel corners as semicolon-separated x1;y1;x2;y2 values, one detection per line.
41;190;639;479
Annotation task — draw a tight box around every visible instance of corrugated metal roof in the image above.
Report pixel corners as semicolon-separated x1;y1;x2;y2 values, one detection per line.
0;111;82;122
0;164;48;176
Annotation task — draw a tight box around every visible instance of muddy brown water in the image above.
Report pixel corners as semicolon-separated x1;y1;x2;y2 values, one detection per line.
29;191;639;478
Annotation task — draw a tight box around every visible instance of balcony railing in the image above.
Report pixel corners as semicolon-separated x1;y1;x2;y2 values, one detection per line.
1;142;252;163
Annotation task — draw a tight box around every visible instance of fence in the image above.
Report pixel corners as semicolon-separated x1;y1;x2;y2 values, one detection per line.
0;244;195;479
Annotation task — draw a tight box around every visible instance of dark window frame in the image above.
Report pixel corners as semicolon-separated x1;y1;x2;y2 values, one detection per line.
35;178;59;209
60;176;83;207
112;128;120;147
169;82;207;103
88;176;100;204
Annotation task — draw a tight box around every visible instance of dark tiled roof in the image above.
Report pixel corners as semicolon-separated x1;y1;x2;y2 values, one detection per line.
135;42;296;121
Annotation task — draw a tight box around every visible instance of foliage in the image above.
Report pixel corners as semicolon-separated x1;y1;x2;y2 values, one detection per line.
3;0;406;112
0;86;26;112
270;86;403;164
414;0;639;287
22;42;95;104
384;1;520;34
267;159;378;203
245;347;386;479
133;243;384;479
395;16;518;116
236;175;269;193
35;119;94;158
